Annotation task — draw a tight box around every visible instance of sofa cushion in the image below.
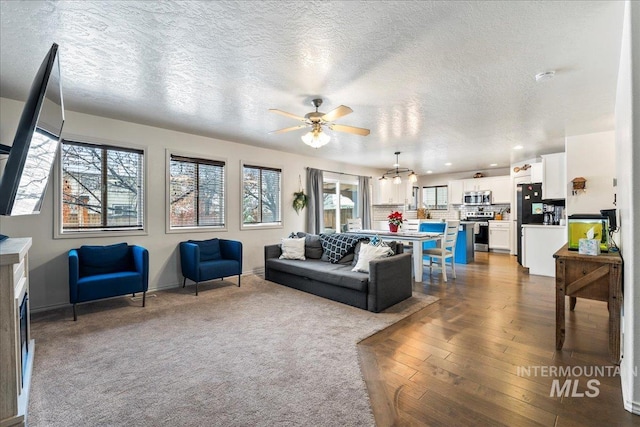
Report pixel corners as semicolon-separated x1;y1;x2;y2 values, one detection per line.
319;233;368;263
296;232;323;259
280;237;306;260
79;243;132;277
189;238;222;262
199;259;241;280
77;271;142;302
266;258;369;292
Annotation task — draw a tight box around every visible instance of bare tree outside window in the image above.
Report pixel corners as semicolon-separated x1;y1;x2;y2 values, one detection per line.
61;141;143;231
169;155;225;228
242;165;281;225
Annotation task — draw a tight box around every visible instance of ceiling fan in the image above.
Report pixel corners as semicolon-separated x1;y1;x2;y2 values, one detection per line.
269;98;370;148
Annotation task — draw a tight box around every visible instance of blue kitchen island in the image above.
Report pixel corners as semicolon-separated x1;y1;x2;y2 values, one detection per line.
419;222;474;264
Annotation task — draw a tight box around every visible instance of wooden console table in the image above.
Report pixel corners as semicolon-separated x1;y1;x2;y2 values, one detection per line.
554;243;622;364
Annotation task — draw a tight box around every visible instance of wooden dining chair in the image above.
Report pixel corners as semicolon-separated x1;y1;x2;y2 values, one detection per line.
423;220;460;282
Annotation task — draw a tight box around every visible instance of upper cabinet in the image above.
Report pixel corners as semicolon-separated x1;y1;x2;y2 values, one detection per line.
448;180;464;205
463;179;486;192
541;152;566;200
488;176;511;204
531;162;543;183
374;179;410;205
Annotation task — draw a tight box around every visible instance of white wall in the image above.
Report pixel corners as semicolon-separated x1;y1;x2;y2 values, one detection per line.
565;131;617;215
0;97;380;310
616;0;640;414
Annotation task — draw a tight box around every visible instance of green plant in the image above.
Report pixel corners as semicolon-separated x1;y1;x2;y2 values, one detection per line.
292;190;308;214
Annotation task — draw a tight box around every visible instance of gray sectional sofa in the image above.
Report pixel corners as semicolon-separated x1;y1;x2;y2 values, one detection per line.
264;233;413;312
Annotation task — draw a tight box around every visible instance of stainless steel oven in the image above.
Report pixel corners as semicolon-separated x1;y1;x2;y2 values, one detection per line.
474;222;489;252
464;211;494;252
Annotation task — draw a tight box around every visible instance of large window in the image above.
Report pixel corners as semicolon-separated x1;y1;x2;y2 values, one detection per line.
323;174;358;233
422;185;448;210
242;164;282;227
169;154;225;229
61;140;144;232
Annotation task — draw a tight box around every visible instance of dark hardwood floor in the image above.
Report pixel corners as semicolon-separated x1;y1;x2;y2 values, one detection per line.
358;251;637;427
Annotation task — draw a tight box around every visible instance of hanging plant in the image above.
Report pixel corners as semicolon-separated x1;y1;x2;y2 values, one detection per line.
292;175;308;215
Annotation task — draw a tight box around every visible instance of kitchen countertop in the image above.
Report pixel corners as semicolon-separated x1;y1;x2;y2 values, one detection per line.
521;224;566;228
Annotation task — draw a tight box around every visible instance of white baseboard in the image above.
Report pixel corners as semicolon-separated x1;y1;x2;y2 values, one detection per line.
623;397;640;415
32;271;260;313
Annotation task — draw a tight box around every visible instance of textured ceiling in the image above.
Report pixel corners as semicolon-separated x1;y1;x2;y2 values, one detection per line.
0;1;625;175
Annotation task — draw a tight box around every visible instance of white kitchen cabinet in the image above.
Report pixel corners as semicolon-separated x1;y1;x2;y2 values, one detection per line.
463;178;489;192
374;179;409;205
542;152;566;200
522;225;567;277
531;162;543;183
448;180;464;205
489;221;511;251
488;176;511;204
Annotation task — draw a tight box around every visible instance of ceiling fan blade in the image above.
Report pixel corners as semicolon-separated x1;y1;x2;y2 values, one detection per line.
269;124;308;134
330;123;370;136
269;109;307;122
321;105;353;122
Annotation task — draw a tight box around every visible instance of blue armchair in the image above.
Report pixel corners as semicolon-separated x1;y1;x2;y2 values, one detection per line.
69;243;149;321
180;238;243;295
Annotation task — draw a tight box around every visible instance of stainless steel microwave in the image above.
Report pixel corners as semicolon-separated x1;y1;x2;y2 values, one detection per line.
463;190;492;205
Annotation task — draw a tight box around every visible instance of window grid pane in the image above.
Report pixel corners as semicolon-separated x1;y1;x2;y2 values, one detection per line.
243;165;281;225
62;141;143;230
62;143;103;228
170;156;225;228
421;185;448;211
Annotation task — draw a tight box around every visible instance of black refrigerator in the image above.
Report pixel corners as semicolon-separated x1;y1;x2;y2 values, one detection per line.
516;183;544;265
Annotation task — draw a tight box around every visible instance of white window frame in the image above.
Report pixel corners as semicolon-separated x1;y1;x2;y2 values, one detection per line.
165;149;228;234
54;134;148;239
322;173;359;234
240;160;283;231
421;185;448;210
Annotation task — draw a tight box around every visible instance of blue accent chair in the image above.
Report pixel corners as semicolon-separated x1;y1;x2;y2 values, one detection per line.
180;238;243;295
69;243;149;321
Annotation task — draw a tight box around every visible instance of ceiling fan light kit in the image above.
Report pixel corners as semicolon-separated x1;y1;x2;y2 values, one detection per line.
301;124;331;148
380;152;418;185
269;98;370;148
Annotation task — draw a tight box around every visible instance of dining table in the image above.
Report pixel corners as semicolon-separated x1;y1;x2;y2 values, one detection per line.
346;230;444;282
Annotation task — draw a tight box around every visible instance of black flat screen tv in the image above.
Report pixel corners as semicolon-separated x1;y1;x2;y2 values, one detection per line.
0;43;64;219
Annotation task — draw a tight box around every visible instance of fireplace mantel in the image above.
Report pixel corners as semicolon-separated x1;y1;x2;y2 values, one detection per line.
0;237;33;427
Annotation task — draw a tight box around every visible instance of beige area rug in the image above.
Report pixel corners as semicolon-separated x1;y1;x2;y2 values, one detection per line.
28;275;438;426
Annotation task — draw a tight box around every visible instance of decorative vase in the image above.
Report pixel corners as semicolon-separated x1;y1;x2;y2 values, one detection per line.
389;223;398;232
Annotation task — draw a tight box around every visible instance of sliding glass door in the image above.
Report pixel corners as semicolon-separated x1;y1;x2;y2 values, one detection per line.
322;173;359;233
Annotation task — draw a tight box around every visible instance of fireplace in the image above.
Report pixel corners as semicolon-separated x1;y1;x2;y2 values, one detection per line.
19;293;29;388
1;237;33;425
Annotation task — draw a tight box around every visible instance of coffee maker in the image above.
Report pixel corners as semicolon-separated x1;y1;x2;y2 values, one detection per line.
543;204;554;225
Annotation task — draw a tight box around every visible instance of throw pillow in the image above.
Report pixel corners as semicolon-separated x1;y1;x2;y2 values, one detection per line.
279;237;306;260
296;232;323;259
351;244;394;273
319;233;368;264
